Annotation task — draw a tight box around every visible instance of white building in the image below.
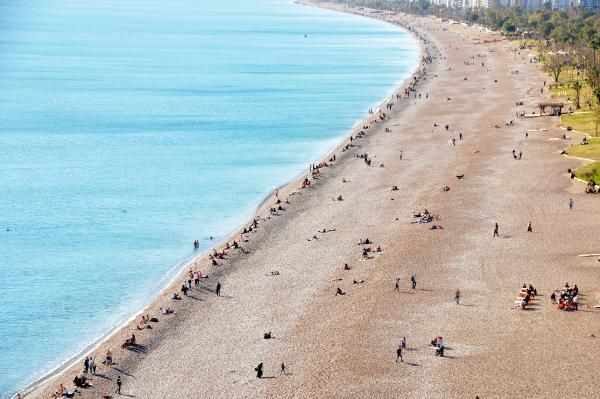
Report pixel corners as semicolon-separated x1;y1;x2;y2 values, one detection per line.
552;0;572;10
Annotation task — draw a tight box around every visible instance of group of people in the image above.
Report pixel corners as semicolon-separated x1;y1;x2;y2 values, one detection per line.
512;149;523;160
585;180;599;194
393;275;417;291
515;284;537;310
552;282;579;311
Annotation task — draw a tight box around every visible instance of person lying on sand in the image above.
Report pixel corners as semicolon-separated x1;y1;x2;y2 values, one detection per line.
73;374;92;389
335;287;345;296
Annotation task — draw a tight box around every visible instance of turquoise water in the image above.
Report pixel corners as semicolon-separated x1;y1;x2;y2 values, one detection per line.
0;0;418;395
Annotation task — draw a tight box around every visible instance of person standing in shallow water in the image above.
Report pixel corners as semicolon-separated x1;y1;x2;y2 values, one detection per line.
215;282;221;296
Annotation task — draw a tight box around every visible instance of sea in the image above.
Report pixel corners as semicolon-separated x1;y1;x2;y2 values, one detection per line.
0;0;418;395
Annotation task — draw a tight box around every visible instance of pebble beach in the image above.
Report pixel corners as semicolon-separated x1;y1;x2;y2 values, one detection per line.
24;2;600;398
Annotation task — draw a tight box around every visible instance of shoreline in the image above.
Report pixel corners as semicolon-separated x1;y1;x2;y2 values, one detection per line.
24;1;600;398
20;4;425;397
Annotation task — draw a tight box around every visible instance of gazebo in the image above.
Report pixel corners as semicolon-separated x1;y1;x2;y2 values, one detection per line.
537;102;564;116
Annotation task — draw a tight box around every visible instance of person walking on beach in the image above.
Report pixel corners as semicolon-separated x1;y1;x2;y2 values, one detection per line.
400;150;403;160
493;223;499;237
411;275;417;290
84;357;89;374
105;349;113;366
255;363;264;378
280;363;286;375
216;282;221;296
396;345;403;362
89;357;95;375
455;289;461;304
116;376;122;394
401;336;407;350
569;198;574;210
527;221;532;232
394;278;400;292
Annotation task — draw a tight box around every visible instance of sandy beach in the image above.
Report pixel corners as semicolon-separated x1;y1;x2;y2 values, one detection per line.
25;2;600;399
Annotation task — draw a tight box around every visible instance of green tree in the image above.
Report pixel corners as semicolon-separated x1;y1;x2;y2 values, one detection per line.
594;105;600;136
503;19;517;34
572;80;583;109
545;51;568;82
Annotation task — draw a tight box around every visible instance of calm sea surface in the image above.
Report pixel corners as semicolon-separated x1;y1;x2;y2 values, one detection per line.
0;0;418;395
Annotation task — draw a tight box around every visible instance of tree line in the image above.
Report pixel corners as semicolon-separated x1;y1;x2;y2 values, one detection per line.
325;0;600;110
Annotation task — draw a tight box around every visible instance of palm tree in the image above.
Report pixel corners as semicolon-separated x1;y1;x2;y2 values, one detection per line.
572;80;583;109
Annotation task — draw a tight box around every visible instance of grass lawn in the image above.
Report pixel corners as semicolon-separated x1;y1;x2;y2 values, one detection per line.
574;161;600;182
547;66;597;111
565;136;600;182
560;113;600;137
565;137;600;160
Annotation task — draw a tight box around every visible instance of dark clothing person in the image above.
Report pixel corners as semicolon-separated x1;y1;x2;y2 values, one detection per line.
216;282;221;296
396;346;403;362
493;223;499;237
116;376;122;394
255;363;264;378
411;276;416;290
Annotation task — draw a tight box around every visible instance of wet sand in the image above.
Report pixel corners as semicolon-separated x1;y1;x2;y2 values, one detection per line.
26;3;600;399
